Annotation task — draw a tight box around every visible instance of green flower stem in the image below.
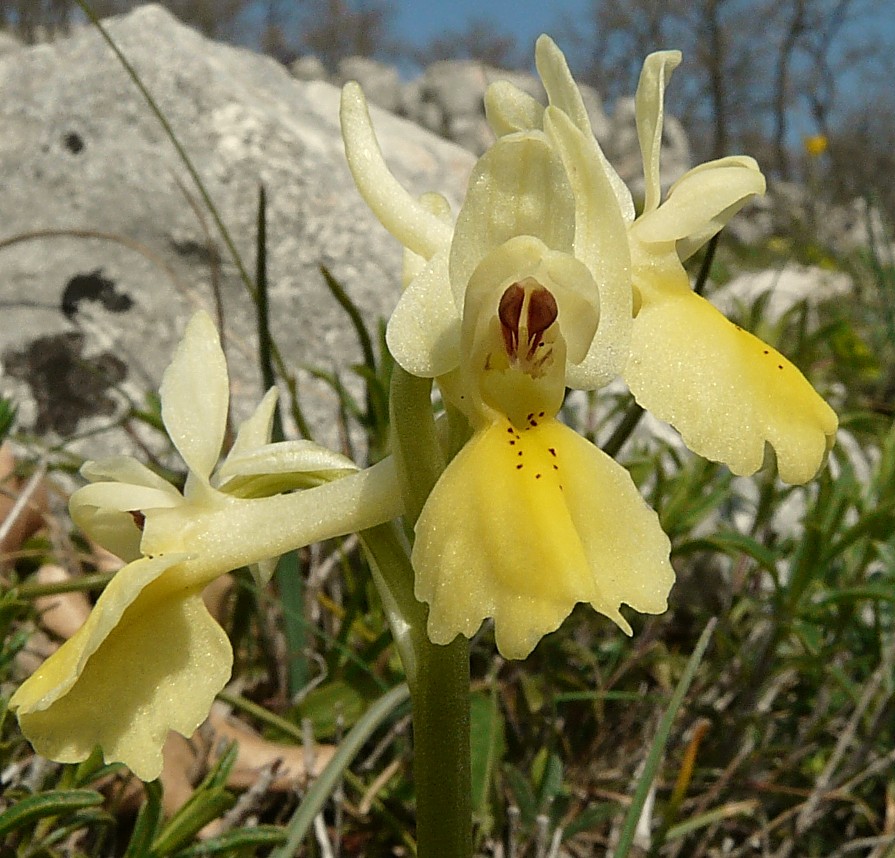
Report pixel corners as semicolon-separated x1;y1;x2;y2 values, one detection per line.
412;635;472;858
388;367;446;525
388;366;473;858
361;524;472;857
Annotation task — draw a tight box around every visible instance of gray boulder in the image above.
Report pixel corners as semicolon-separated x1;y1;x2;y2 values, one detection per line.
711;264;853;323
0;5;474;459
335;56;403;115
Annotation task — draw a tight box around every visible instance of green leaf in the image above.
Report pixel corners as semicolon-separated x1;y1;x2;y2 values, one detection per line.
0;396;16;442
503;763;538;826
535;751;564;813
469;690;506;817
150;745;238;855
123;780;163;858
175;826;287;857
294;677;372;739
675;531;780;573
271;684;411;858
0;789;104;839
612;619;717;858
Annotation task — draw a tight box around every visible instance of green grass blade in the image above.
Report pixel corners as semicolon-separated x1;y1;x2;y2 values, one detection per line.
0;789;103;839
612;618;717;858
271;682;411;858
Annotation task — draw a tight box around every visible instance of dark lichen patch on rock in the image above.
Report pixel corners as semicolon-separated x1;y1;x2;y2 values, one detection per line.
61;269;134;319
62;131;85;154
3;332;127;435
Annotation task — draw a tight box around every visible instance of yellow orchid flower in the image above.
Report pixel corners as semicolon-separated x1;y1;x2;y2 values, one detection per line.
620;52;838;484
341;40;674;659
12;312;403;780
485;40;837;485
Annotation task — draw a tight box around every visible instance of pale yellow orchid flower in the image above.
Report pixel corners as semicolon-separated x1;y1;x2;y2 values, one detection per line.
486;41;837;485
341;39;674;659
621;52;837;484
12;312;402;780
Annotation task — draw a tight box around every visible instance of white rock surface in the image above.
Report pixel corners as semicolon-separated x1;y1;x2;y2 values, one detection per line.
0;5;474;458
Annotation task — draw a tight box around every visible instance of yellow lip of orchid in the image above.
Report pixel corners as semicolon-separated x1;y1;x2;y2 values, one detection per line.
13;311;405;780
413;253;674;658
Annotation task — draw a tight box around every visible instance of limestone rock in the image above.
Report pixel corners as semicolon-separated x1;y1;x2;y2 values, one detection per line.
711;264;852;323
0;4;474;460
336;56;403;115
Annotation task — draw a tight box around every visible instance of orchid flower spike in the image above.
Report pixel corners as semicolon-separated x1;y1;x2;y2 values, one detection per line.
341;36;674;659
12;312;402;780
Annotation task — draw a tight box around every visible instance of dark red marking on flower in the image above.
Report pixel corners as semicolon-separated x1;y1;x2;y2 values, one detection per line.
527;289;557;337
499;282;525;356
516;463;523;470
548;447;556;457
129;510;146;530
499;281;558;361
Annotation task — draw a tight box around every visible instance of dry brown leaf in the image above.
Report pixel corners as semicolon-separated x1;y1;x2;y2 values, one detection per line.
206;701;336;792
0;442;48;557
33;564;92;639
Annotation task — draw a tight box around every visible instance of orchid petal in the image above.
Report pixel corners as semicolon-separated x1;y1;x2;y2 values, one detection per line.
386;247;461;377
340;82;453;261
160;312;228;483
224;387;279;463
449;132;575;307
544;106;633;386
625;288;838;483
80;456;180;494
413;418;673;659
535;34;591;135
484;80;545;137
402;192;453;288
631;157;765;249
536;35;635;222
215;440;358;497
11;554;230;782
70;482;183;561
636;50;682;214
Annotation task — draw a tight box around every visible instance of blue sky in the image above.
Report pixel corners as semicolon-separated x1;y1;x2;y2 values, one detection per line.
390;0;588;60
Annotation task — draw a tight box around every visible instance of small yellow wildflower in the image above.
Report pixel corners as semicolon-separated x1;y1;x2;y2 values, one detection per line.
804;134;829;158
